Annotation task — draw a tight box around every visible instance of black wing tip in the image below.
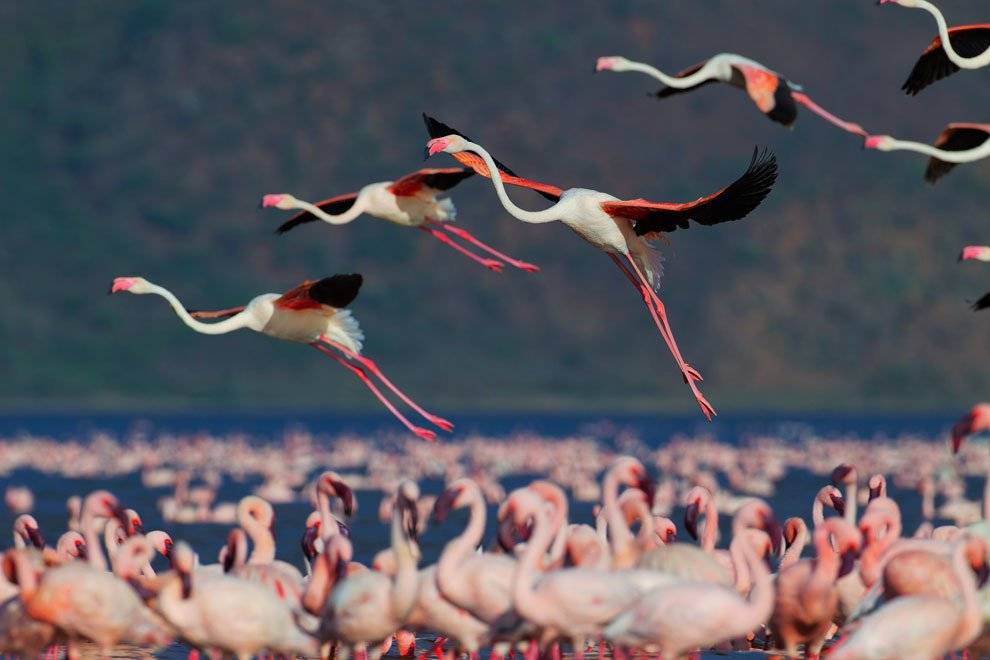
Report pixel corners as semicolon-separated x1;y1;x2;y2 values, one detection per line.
972;292;990;311
311;273;364;308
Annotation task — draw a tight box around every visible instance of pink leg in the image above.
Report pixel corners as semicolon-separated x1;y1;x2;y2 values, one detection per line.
610;254;715;419
431;221;539;273
311;343;437;441
420;226;504;272
320;337;454;432
791;92;867;137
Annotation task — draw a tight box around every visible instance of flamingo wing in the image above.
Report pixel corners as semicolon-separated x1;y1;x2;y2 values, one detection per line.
971;291;990;312
422;113;563;202
275;274;363;311
653;59;719;97
601;148;778;236
275;192;360;235
387;167;474;197
924;123;990;184
902;25;990;95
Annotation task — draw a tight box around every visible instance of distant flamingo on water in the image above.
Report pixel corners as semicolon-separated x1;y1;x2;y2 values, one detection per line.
109;274;451;441
261;167;539;274
959;246;990;311
594;54;867;135
425;115;777;419
878;0;990;94
864;124;990;184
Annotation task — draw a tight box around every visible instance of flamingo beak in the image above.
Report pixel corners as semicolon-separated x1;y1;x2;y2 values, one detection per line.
27;527;45;550
765;517;784;556
426;138;449;158
331;479;355;517
838;548;858;578
831;494;847;517
109;277;137;294
75;540;88;561
300;526;319;562
863;135;883;150
951;423;970;454
431;488;459;524
497;517;519;553
683;503;700;541
869;484;883;501
336;520;351;538
131;520;145;536
180;570;193;599
163;539;174;566
637;475;657;505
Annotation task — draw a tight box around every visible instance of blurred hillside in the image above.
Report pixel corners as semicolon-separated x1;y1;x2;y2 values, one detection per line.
2;1;989;413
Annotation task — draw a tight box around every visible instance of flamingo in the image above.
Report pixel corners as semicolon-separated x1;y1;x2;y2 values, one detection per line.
832;464;860;525
109;273;451;441
829;537;986;660
863;124;990;184
319;480;421;660
812;485;846;527
11;515;45;551
424;115;778;419
0;550;60;659
263;167;539;274
594;54;867;135
779;517;809;571
603;529;775;658
878;0;990;94
770;517;863;658
950;403;990;453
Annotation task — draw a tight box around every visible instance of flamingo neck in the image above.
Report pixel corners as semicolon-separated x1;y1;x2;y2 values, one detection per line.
146;284;255;335
728;533;752;594
859;525;897;587
780;525;807;570
82;517;109;572
8;552;38;603
809;524;841;587
701;497;719;552
914;0;990;67
240;513;275;565
603;472;634;565
316;490;337;543
884;137;990;162
388;502;418;622
844;480;858;524
296;196;366;225
513;505;561;625
619;58;720;88
953;540;983;646
104;518;124;572
812;497;825;528
437;485;485;590
460;141;560;224
739;537;774;631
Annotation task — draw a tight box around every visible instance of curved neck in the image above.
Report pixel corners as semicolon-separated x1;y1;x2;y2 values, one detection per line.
513;505;562;625
83;518;109;572
296;196;365;225
729;534;752;594
701;497;718;552
915;1;990;67
780;525;808;570
240;513;275;565
437;486;485;585
737;537;774;631
389;501;418;621
146;285;253;335
462;141;560;224
809;525;841;585
603;472;634;566
8;552;38;602
859;525;896;587
886;137;990;163
844;481;858;524
953;540;982;645
104;519;124;570
620;58;719;88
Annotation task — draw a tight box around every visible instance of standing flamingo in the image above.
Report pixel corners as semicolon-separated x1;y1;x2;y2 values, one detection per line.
878;0;990;94
595;54;867;135
109;274;451;440
864;124;990;184
262;167;539;274
425;116;778;419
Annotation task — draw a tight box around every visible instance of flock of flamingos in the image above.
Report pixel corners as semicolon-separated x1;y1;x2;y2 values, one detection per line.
8;0;990;657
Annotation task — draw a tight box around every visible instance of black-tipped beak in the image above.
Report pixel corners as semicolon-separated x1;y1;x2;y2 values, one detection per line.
27;527;45;550
765;517;784;556
839;549;858;578
497;518;518;552
164;540;174;567
112;506;130;529
977;562;990;588
832;494;847;517
301;526;319;562
398;492;418;541
331;479;355;517
76;540;88;561
180;569;193;599
432;488;458;524
684;503;700;541
638;475;657;505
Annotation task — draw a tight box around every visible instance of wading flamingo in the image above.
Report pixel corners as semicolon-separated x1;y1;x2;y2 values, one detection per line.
864;124;990;184
878;0;990;94
424;115;778;419
595;54;867;135
109;274;451;441
262;167;539;274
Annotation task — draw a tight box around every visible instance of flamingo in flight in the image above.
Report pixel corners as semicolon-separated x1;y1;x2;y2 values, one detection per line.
864;123;990;184
594;54;867;135
424;115;778;419
878;0;990;94
261;167;539;274
959;246;990;311
109;273;451;441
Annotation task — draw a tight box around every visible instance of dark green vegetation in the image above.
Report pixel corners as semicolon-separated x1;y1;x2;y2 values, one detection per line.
2;2;989;412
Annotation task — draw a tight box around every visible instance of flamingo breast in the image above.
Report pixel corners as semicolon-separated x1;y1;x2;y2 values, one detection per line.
558;189;629;253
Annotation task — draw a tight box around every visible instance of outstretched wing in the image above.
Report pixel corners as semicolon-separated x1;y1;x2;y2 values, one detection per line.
275;274;363;311
902;25;990;95
972;291;990;312
423;113;562;202
601;148;778;236
653;59;718;97
924;123;990;184
388;167;474;197
275;193;360;235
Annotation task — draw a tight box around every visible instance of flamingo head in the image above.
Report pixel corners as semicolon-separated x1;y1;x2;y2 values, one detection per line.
863;135;895;151
868;475;886;501
783;517;805;548
397;480;420;540
109;276;152;295
653;517;677;544
146;531;173;565
818;485;847;517
613;456;656;504
301;524;320;562
965;537;990;586
83;490;129;528
960;246;990;262
426;134;469;158
14;515;45;550
594;56;630;73
432;478;476;523
259;193;300;210
830;463;857;486
317;471;355;517
126;509;145;536
172;542;196;598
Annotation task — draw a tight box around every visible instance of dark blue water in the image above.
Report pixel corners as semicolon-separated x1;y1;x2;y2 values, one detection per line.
0;412;966;658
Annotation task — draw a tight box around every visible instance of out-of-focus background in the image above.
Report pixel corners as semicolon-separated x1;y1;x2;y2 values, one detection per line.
3;1;988;414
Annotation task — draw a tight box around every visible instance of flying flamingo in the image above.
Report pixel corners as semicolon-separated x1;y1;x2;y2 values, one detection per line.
878;0;990;94
261;167;539;274
109;273;451;441
424;115;778;419
594;54;867;135
863;123;990;184
959;248;990;310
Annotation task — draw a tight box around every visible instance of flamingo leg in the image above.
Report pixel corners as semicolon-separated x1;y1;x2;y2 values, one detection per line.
610;254;715;420
429;221;539;273
791;92;867;136
319;337;454;432
419;226;505;272
311;343;437;441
